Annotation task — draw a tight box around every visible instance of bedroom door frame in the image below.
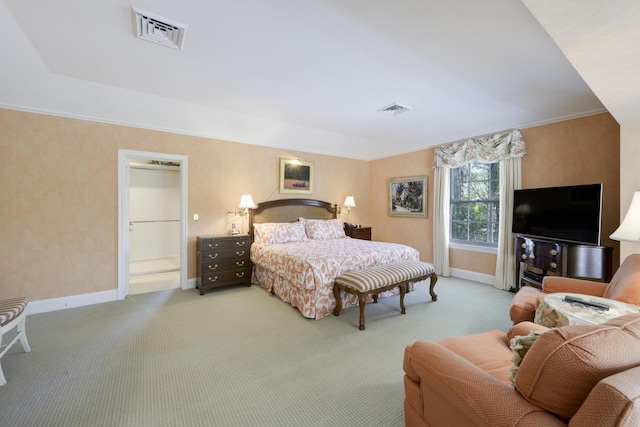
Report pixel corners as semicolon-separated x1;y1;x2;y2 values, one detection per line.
117;149;188;300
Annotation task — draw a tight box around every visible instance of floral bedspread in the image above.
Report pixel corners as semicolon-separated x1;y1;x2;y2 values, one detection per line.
251;238;420;319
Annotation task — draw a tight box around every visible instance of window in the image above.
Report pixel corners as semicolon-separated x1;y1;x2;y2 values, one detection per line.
450;162;500;246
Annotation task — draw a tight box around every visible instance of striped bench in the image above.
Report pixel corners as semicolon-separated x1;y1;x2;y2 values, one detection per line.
333;261;437;330
0;297;31;386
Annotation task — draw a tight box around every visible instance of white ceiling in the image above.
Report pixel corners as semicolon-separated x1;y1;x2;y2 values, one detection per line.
523;0;640;126
0;0;611;160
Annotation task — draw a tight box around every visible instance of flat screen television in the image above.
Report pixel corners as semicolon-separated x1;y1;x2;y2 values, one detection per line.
512;183;603;245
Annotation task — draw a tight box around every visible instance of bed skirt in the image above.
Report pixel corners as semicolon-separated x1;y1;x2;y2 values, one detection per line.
252;266;416;320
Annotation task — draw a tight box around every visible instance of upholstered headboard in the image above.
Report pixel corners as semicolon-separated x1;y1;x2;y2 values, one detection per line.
248;198;337;242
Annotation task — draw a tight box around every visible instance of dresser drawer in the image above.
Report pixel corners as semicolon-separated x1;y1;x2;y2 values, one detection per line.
201;268;251;288
201;237;249;251
516;237;563;273
201;247;249;263
202;258;250;273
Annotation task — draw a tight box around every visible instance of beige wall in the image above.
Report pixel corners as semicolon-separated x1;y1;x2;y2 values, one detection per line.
0;108;621;302
369;113;621;277
369;149;434;262
520;113;620;267
619;121;640;261
0;109;369;300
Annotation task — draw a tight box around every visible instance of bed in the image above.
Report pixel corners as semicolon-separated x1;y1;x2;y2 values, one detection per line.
249;198;421;319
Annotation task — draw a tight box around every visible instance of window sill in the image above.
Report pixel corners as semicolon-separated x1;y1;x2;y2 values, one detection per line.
449;242;498;255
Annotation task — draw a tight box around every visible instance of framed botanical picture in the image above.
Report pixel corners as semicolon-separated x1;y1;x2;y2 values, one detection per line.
389;175;427;217
279;158;314;194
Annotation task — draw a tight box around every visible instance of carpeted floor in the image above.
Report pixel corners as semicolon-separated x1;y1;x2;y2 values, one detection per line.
0;277;514;427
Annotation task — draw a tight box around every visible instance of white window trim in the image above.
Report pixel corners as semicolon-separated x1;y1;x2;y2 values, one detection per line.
449;241;498;255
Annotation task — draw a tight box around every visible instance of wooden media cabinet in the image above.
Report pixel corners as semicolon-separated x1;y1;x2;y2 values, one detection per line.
514;236;613;291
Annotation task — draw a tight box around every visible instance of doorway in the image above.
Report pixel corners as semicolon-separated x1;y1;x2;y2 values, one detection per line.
118;150;188;299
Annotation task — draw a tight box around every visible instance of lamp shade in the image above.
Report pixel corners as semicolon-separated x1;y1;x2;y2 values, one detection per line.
238;194;257;210
343;196;356;208
610;191;640;242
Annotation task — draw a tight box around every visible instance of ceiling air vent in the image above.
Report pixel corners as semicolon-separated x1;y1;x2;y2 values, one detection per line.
132;7;188;50
377;103;411;116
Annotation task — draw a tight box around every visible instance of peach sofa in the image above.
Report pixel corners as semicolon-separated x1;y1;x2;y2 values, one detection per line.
403;314;640;426
510;254;640;324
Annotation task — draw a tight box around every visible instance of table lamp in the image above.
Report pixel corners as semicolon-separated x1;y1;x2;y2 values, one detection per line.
610;191;640;242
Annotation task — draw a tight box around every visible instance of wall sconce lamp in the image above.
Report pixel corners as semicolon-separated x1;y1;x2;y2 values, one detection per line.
236;194;257;217
338;196;356;215
226;194;257;235
610;191;640;243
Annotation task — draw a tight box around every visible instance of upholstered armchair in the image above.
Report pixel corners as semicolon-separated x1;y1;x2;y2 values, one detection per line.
403;314;640;427
510;254;640;324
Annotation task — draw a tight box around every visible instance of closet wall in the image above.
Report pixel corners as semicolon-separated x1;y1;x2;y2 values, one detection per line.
129;162;181;293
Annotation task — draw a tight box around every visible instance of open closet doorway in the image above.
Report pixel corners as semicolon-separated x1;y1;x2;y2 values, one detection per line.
118;150;188;299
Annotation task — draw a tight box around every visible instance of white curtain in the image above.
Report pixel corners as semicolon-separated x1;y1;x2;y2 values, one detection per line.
432;129;526;288
494;157;522;290
433;167;450;277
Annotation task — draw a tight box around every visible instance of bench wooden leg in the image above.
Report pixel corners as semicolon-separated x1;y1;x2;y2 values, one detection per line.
357;294;366;330
399;283;407;314
429;273;438;301
333;284;343;316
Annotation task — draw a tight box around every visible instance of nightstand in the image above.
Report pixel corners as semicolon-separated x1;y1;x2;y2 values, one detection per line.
196;234;251;295
347;226;371;240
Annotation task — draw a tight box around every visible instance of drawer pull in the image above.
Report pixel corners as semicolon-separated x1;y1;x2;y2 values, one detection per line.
521;254;527;260
236;241;246;247
550;262;558;269
208;253;219;259
236;250;245;256
549;249;558;256
207;242;219;249
236;272;245;278
236;261;245;267
521;243;527;249
207;264;219;271
207;276;218;282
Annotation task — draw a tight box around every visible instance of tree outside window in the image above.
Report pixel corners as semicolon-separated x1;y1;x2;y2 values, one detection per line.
450;162;500;246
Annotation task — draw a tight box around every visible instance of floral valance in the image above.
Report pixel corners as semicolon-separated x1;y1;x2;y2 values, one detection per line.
433;129;526;168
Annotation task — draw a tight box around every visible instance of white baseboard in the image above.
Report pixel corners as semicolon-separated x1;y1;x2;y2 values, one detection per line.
26;290;119;316
27;278;198;316
185;278;197;289
449;268;495;286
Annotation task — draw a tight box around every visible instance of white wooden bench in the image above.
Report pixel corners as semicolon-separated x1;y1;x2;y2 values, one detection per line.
0;297;31;385
332;261;437;330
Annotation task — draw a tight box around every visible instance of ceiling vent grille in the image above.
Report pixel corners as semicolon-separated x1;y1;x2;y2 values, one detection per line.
377;103;411;116
132;7;188;50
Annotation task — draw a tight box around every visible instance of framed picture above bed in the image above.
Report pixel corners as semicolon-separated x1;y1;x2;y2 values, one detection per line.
279;158;314;194
389;175;427;217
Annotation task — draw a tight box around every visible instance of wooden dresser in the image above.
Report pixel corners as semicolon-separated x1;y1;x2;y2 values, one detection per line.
196;234;251;295
346;226;372;240
514;236;613;291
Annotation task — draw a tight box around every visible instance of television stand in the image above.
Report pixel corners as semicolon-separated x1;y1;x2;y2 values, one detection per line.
514;236;613;291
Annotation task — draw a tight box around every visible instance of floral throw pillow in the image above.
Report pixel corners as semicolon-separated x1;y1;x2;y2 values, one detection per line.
253;222;308;245
508;331;543;384
303;218;346;240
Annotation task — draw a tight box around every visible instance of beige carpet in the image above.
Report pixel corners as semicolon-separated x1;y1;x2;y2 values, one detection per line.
0;277;514;427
